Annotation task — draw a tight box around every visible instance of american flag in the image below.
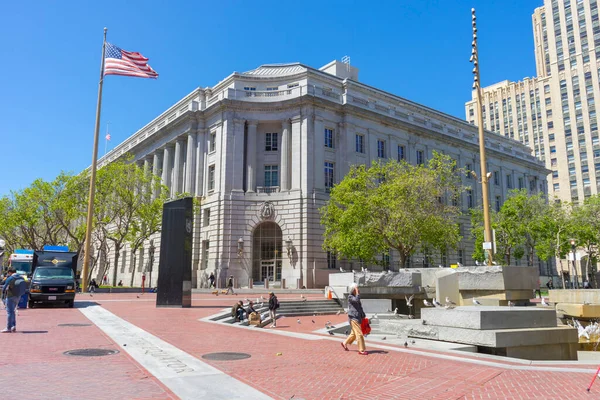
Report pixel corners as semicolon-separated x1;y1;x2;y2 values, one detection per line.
105;133;111;141
104;42;158;79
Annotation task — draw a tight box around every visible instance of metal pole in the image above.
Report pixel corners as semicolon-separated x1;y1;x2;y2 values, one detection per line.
81;28;108;294
571;241;577;289
470;9;493;266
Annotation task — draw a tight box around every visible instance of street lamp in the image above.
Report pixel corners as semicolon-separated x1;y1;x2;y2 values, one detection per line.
237;237;244;257
570;239;577;289
470;8;493;266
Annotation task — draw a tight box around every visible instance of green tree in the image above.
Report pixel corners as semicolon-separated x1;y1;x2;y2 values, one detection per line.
321;151;464;268
535;200;572;286
571;195;600;283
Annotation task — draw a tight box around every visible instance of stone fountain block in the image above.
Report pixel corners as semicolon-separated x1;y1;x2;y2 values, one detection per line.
455;266;539;291
421;306;557;330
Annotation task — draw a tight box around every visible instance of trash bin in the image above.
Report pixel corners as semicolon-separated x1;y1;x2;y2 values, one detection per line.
18;292;28;309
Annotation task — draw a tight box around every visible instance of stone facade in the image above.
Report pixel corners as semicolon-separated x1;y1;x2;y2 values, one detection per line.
97;59;548;289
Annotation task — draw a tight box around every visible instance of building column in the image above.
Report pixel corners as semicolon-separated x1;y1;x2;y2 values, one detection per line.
195;128;206;197
162;146;172;195
185;132;196;194
280;119;291;191
246;121;258;192
291;116;302;190
173;140;183;194
152;153;160;199
232;119;245;192
313;117;325;190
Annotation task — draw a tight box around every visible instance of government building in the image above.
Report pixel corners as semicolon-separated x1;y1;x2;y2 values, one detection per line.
98;59;549;289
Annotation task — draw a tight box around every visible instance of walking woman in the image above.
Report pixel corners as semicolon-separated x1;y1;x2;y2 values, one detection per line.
341;283;367;355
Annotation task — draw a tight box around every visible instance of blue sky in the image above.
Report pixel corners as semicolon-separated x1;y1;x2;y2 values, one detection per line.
0;0;541;195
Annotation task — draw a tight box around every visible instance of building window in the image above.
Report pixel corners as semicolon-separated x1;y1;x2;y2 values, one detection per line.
208;165;215;192
287;83;299;89
416;150;425;165
203;208;210;227
327;251;337;269
495;196;501;212
377;139;386;158
469;108;474;116
210;132;216;153
324;162;335;191
518;177;524;190
466;163;473;179
202;241;209;269
554;183;560;191
325;128;335;148
397;145;405;161
494;171;500;186
266;86;278;91
264;165;279;187
458;249;464;264
467;189;474;208
266;133;278;151
243;86;256;91
355;134;364;153
506;174;513;189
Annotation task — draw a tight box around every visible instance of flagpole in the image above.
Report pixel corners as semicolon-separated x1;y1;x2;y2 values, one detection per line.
81;27;107;294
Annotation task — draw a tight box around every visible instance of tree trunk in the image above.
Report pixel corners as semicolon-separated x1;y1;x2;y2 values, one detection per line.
129;252;137;287
111;245;122;286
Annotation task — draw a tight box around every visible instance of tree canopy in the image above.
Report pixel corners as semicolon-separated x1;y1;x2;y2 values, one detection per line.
321;151;465;268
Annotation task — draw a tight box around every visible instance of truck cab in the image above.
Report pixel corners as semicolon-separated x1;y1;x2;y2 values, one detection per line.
28;248;78;308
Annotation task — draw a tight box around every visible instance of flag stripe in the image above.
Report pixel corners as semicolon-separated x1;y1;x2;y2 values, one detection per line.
103;42;158;79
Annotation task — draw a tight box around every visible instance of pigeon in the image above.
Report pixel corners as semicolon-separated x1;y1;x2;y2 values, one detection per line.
300;294;305;299
541;297;549;306
373;313;378;319
405;294;414;307
326;320;331;326
422;320;427;325
336;310;342;315
508;301;514;308
438;264;444;268
472;298;481;305
302;298;307;302
328;331;335;335
339;267;345;273
423;299;433;307
445;297;456;306
312;320;315;323
297;319;301;324
382;336;386;340
394;307;399;315
584;301;592;305
457;262;464;268
433;299;443;308
404;341;408;347
408;314;414;319
136;295;139;298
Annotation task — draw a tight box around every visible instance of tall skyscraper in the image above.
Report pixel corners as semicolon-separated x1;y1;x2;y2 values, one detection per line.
466;0;600;204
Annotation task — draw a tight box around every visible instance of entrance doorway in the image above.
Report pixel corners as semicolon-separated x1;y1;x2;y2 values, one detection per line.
253;222;282;283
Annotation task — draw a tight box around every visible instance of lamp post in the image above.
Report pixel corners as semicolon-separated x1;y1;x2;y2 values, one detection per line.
570;239;577;289
470;8;493;266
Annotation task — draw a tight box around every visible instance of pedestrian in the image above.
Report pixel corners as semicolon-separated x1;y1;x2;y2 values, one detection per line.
546;279;554;290
103;275;108;286
1;267;26;333
268;292;279;328
341;283;368;355
247;300;261;326
89;278;98;293
209;272;215;289
226;275;235;295
584;279;591;289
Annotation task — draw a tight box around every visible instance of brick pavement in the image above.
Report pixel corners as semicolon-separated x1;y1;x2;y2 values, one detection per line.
0;302;176;400
2;292;599;399
94;293;600;400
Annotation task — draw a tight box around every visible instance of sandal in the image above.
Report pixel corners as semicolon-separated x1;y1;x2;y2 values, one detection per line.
341;343;349;351
358;351;368;355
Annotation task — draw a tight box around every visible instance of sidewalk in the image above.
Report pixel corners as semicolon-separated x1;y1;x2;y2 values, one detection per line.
1;293;598;399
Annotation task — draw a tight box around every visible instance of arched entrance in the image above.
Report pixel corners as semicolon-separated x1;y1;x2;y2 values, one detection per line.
252;222;282;283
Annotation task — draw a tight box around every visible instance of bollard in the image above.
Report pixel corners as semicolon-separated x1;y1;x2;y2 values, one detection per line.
282;278;286;289
248;278;253;289
264;278;269;289
296;278;301;289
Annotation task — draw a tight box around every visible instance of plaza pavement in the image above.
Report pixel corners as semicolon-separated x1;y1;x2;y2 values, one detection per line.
1;292;599;399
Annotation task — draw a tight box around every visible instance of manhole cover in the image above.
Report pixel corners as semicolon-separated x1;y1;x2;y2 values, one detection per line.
202;352;251;361
58;323;92;327
64;348;119;357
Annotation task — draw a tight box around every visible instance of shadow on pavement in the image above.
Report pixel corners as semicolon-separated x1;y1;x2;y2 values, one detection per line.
74;301;100;308
20;330;49;334
366;350;389;355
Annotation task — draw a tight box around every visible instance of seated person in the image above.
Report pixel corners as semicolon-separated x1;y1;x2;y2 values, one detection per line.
231;300;246;322
246;300;257;315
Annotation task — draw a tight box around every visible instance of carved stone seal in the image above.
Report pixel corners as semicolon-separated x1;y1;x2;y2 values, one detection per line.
260;201;275;220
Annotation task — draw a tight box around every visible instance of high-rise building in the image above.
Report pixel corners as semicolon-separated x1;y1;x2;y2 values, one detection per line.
466;0;600;204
